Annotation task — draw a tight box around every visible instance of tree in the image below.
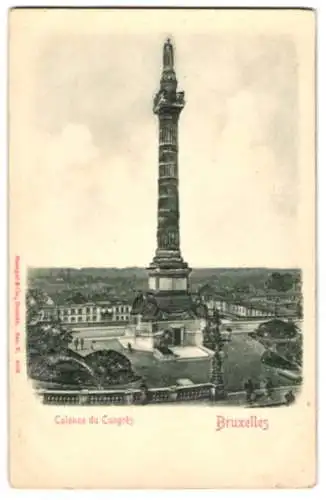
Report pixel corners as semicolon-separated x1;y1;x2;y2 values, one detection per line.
27;320;73;359
297;299;303;319
255;318;303;371
26;288;73;371
211;352;224;388
265;272;294;293
204;309;225;395
26;288;49;324
66;291;88;304
255;319;299;339
282;337;303;367
233;283;251;295
27;288;49;305
203;309;223;350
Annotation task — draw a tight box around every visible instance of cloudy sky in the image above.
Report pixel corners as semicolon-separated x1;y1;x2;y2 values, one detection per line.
21;26;300;268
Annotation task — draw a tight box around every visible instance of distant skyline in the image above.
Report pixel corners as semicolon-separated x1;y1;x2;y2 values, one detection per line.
29;266;300;271
20;24;301;268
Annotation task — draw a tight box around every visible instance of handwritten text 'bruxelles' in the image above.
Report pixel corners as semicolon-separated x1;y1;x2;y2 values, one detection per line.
216;415;269;431
54;415;134;426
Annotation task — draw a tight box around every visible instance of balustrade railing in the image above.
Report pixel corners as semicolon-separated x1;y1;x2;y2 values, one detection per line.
38;383;215;406
38;382;298;406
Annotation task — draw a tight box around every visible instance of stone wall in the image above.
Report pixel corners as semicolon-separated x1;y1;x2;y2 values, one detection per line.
135;357;212;386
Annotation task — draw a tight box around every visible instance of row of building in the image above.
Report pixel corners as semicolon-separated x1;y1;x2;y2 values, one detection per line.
205;298;276;318
34;295;296;328
38;298;278;326
28;280;301;328
199;287;301;319
36;301;132;324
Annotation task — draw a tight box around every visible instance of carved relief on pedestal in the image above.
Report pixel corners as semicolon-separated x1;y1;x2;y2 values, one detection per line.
157;230;169;249
159;148;176;163
176;91;185;106
159;163;177;178
168;230;179;248
158;210;179;228
157;226;180;250
159;183;178;197
166;196;177;212
159;123;178;146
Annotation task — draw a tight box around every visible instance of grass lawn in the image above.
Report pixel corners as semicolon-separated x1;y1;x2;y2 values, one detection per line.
223;334;290;392
77;338;210;387
74;334;290;392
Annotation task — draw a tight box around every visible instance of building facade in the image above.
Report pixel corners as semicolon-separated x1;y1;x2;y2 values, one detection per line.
39;302;132;325
204;297;275;319
199;288;300;320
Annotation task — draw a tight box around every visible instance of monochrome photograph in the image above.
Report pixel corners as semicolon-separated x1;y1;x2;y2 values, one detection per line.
24;35;303;407
9;8;315;488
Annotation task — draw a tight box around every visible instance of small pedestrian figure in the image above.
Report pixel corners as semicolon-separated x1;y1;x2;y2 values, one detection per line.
266;378;274;398
125;390;134;405
139;379;149;405
91;340;95;351
74;337;79;351
170;385;178;402
80;337;84;351
244;378;254;403
259;379;267;396
140;379;148;392
127;342;133;353
284;390;295;405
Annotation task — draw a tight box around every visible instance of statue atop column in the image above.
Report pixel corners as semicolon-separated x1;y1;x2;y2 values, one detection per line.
163;38;174;69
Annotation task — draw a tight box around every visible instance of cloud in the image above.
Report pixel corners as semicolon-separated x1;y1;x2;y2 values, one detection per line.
47;123;99;169
32;123;100;208
22;123;157;267
24;33;300;267
180;88;299;267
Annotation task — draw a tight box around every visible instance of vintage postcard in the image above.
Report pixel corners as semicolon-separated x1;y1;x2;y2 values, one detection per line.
9;8;316;488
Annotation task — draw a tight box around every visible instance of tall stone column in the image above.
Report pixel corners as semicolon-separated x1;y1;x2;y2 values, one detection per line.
155;39;184;259
148;39;191;295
